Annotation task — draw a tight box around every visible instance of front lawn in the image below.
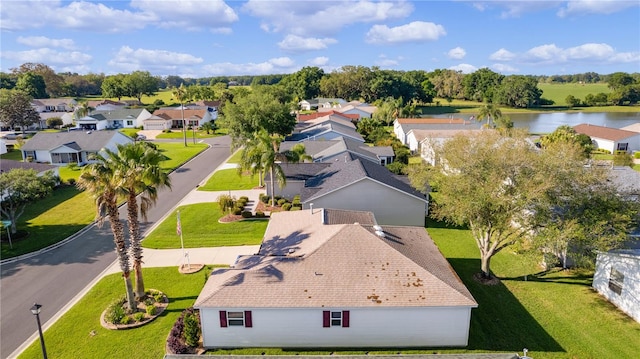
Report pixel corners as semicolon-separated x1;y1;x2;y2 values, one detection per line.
154;142;208;171
197;168;259;191
18;266;215;359
142;203;267;249
155;129;218;140
1;186;94;258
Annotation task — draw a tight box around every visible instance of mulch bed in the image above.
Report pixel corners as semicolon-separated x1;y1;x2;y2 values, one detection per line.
100;289;169;330
473;272;501;286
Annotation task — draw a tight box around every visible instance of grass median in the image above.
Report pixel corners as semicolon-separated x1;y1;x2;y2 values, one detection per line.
197;168;259;191
142;203;267;249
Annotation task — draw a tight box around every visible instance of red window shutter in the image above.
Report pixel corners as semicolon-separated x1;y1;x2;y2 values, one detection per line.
323;310;330;327
244;311;253;328
219;311;228;328
342;310;350;327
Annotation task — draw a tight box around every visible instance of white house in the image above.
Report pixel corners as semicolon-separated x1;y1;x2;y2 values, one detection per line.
298;98;347;111
20;130;134;165
194;209;477;349
574;123;640;153
75;109;152;130
593;249;640;322
31;98;76;113
318;102;376;120
267;157;429;226
142;114;173;131
393;118;479;146
151;108;215;129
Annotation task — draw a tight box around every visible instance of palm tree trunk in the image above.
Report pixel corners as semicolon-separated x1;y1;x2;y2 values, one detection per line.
127;193;145;299
270;167;276;207
108;205;137;311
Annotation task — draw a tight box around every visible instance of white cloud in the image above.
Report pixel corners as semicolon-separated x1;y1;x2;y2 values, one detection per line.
490;48;517;61
525;44;565;61
202;57;299;76
365;21;446;44
449;63;477;74
131;0;238;30
108;46;203;72
564;43;614;59
1;48;92;66
491;63;519;73
16;36;76;50
447;47;466;60
243;0;413;37
558;0;638;17
278;35;338;52
308;57;329;66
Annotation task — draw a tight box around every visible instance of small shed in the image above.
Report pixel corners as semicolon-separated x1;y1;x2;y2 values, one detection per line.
593;249;640;322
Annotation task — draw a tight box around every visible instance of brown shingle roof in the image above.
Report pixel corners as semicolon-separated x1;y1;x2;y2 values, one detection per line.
195;209;477;309
574;123;639;141
152;109;207;120
397;118;470;125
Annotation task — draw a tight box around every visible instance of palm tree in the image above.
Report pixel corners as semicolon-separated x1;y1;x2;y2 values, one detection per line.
238;138;266;188
114;142;171;299
476;103;502;128
74;101;94;121
77;150;137;311
172;83;191;147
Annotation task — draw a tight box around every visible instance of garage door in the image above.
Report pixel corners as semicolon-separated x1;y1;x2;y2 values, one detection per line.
145;123;165;130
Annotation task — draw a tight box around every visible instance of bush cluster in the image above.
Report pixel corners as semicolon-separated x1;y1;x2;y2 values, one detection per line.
167;307;200;354
104;297;126;324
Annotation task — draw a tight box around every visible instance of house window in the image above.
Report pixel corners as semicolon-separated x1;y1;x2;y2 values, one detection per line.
126;120;134;126
323;310;350;327
608;268;624;295
219;310;252;328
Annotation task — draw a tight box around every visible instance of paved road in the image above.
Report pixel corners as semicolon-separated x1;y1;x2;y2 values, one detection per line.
0;135;233;359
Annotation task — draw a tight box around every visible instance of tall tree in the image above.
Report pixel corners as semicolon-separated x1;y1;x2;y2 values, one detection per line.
15;72;47;99
0;168;57;234
12;63;65;97
415;130;603;279
171;83;192;146
494;75;542;108
113;142;171;298
0;89;41;133
124;71;159;102
101;74;127;100
476;102;502;128
77;151;137;310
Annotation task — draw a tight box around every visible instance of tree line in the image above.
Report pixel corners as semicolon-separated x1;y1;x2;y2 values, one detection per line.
2;62;639;108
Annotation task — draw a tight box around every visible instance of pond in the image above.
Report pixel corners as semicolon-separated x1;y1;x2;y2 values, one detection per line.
435;112;639;134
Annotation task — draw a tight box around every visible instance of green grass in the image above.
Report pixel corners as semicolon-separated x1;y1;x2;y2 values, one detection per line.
154;142;208;171
538;83;611;106
18;266;214;359
155;129;218;140
197;168;259;191
1;186;94;258
118;128;139;138
142;203;267;249
226;149;242;164
0;150;23;161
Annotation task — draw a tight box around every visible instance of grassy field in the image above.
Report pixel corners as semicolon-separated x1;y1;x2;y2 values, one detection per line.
538;83;611;106
142;203;267;249
197;168;259;191
18;266;215;359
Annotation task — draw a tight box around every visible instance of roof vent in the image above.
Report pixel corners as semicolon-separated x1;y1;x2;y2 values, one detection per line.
288;248;296;255
86;131;92;134
375;230;386;238
373;225;383;231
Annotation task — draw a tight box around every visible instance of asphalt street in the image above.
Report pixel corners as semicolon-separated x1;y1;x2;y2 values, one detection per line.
0;135;233;359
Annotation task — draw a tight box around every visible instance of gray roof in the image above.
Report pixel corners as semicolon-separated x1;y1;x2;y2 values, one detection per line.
287;120;364;142
280;137;394;163
607;166;640;194
0;160;57;173
195;209;477;309
20;130;132;152
300;157;426;203
89;108;145;120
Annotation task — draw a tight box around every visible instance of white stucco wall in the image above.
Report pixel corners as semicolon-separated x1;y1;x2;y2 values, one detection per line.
199;306;473;348
591;138;615;153
593;251;640;322
303;179;427;226
266;180;305;200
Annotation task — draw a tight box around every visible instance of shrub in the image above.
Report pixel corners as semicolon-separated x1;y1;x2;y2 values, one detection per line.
290;206;301;211
241;211;252;218
217;194;236;213
146;305;157;316
120;315;132;325
183;311;201;348
66;162;78;171
277;198;287;206
133;312;145;322
386;161;407;175
634;152;640;159
260;194;270;203
67;178;76;186
239;196;249;202
105;298;126;324
237;198;247;207
255;211;265;218
282;203;292;211
232;207;242;215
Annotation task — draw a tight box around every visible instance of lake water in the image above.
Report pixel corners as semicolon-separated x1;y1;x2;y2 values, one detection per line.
437;112;639;134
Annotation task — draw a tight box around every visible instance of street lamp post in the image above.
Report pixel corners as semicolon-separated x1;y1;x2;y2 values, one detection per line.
30;303;48;359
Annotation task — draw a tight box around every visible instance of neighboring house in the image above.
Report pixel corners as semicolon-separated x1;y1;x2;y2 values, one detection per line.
621;122;640;134
0;139;7;155
409;129;485;165
89;100;128;111
293;114;357;132
194;100;220;120
287;118;364;143
31;98;76;113
319;102;376;120
20;130;134;165
393;118;479;146
297;111;359;123
38;112;70;129
280;136;394;165
298;98;347;111
142;114;173;131
593;249;640;323
267;157;429;226
76;108;152;130
152;108;215;128
574;123;640;153
194;209;478;349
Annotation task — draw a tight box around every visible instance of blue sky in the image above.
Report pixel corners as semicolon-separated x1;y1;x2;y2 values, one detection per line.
1;0;638;78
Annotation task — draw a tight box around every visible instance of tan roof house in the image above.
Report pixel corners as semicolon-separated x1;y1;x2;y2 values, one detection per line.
194;208;477;349
574;123;640;153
